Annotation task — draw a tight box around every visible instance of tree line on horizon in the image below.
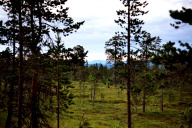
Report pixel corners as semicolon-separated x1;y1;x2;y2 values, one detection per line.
0;0;192;128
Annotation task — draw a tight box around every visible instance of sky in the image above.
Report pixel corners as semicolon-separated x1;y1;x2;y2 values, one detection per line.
0;0;192;61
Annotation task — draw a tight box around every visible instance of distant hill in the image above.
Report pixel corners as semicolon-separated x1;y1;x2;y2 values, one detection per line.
88;60;113;68
88;60;107;65
87;60;155;68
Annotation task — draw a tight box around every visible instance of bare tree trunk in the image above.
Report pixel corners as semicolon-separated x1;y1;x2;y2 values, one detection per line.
90;86;92;101
127;0;131;127
101;94;104;108
5;14;16;128
31;71;38;128
30;2;39;126
143;86;146;112
114;45;117;86
57;41;60;128
18;1;23;127
161;88;163;112
93;83;96;107
135;94;138;113
79;82;81;103
83;82;85;104
0;80;1;98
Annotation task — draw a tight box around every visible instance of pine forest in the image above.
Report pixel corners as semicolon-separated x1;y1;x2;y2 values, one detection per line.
0;0;192;128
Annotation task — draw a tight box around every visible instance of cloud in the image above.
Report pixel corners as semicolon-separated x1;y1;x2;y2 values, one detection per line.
63;0;126;61
0;0;191;61
65;0;192;61
142;0;192;44
0;7;7;19
65;0;124;19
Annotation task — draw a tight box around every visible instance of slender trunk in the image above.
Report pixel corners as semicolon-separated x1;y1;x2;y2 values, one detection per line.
50;71;53;105
135;94;138;113
114;45;117;86
18;0;23;127
143;86;146;112
83;82;85;104
0;79;1;98
31;71;38;128
90;86;92;101
127;0;131;127
79;83;81;103
5;15;16;128
37;1;42;106
30;3;38;127
143;45;148;113
4;83;8;91
161;88;163;112
93;83;96;107
5;84;13;128
101;94;103;108
57;43;60;128
179;87;182;101
73;64;76;80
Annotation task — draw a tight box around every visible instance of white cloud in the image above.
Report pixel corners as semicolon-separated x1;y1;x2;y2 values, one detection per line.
63;0;124;61
86;52;107;61
0;0;191;61
142;0;184;22
0;7;7;19
142;0;192;44
65;0;124;19
64;0;192;61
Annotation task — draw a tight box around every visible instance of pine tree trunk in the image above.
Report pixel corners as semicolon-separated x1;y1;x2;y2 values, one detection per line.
57;41;60;128
114;45;117;86
101;96;103;108
30;3;39;127
0;79;1;98
31;71;38;128
18;1;23;127
135;94;138;113
79;83;81;103
118;88;120;100
93;83;96;107
5;18;16;128
127;0;131;127
161;88;163;112
143;87;146;112
91;86;93;101
83;82;85;104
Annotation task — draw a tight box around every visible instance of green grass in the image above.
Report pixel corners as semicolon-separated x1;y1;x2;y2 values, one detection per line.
0;81;191;127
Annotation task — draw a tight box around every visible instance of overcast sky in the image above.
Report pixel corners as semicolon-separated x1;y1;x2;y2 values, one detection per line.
0;0;192;61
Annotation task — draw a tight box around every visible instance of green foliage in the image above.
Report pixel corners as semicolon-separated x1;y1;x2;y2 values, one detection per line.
105;35;126;62
179;107;192;128
0;80;192;127
79;114;92;128
136;70;156;94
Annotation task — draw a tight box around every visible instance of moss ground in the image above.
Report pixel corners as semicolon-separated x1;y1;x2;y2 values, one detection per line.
0;81;191;128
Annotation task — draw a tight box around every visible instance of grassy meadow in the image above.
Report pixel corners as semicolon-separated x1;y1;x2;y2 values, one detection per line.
1;81;192;128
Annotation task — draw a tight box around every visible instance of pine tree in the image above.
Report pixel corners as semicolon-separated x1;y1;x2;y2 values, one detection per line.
114;0;148;127
105;35;126;86
170;7;192;29
1;0;84;127
71;45;88;80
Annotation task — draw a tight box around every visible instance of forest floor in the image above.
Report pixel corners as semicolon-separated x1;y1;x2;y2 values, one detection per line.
0;81;192;128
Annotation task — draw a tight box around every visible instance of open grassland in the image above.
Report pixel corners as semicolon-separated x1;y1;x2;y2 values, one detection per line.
1;81;192;128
